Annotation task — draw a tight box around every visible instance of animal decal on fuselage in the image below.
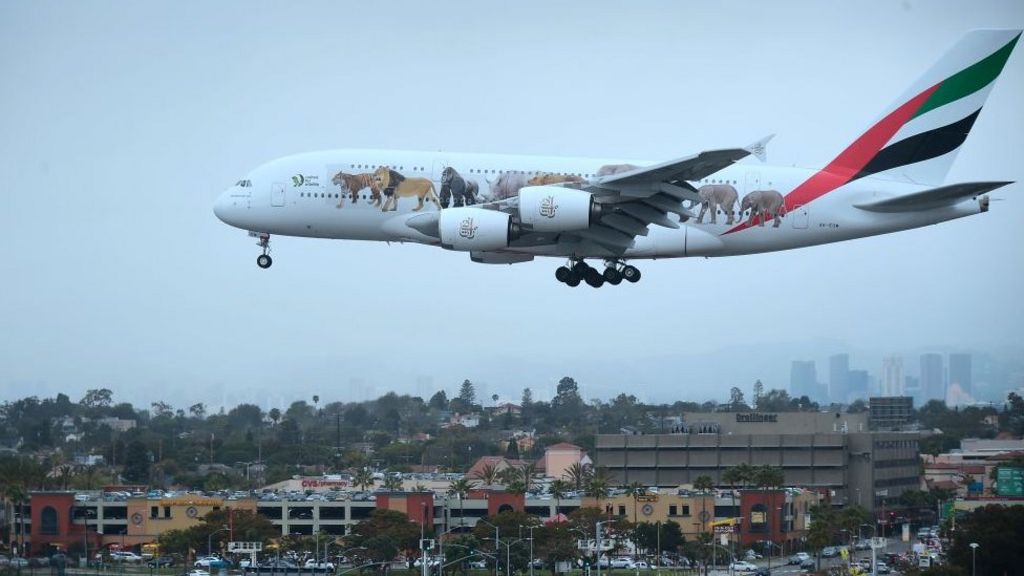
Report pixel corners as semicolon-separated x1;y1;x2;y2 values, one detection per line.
439;167;478;208
373;167;441;212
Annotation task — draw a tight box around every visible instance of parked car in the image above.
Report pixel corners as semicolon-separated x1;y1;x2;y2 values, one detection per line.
195;556;231;568
260;559;298;571
111;551;143;563
854;539;871;550
189;570;211;576
875;561;891;574
821;546;839;558
788;552;810;565
468;560;487;569
304;559;336;571
799;558;815;569
7;557;29;568
752;569;770;576
609;558;634;569
148;556;178;567
729;560;758;572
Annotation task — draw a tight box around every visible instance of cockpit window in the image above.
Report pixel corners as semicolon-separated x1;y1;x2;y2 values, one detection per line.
234;179;253;187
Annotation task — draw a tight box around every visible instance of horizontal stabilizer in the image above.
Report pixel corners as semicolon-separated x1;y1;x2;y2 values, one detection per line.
854;181;1012;213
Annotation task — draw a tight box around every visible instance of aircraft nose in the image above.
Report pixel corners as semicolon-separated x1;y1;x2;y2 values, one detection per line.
213;190;235;225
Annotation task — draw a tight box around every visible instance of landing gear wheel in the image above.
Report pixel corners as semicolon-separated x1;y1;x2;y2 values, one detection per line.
257;254;273;269
584;267;605;288
622;265;641;283
603;267;622;284
565;274;581;287
555;266;572;283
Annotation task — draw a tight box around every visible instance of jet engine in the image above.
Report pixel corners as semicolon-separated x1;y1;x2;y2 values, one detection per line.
518;186;600;232
438;207;520;251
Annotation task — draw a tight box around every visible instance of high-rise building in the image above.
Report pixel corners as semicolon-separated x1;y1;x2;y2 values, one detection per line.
848;370;870;400
830;354;850;402
950;353;972;395
790;360;818;400
920;353;944;401
881;356;904;397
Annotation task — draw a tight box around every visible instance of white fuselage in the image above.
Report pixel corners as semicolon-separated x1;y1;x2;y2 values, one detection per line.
213;148;982;260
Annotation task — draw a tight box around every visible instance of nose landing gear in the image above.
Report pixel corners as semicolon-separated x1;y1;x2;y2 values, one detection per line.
555;259;641;288
255;233;272;269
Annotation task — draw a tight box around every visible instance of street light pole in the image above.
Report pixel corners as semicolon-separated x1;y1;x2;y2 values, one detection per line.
208;527;229;556
596;521;611;576
477;519;500;576
969;542;979;576
527;526;536;576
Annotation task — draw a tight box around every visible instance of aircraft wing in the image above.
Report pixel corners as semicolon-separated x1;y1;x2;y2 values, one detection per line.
509;137;773;256
589;135;772;192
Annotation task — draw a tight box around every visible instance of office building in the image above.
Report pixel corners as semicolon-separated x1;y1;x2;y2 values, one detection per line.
830;354;850;403
949;353;972;396
869;396;914;430
881;356;904;397
920;353;944;402
790;360;819;401
595;411;921;514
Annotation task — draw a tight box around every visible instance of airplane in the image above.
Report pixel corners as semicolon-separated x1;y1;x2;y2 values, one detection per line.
214;29;1020;287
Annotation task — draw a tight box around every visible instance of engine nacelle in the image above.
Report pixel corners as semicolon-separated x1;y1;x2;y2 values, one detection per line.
518;186;599;232
439;207;519;251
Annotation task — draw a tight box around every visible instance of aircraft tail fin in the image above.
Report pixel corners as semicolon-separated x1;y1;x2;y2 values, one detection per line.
828;29;1020;187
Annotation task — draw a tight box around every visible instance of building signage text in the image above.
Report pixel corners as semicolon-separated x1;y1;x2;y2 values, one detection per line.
735;413;778;423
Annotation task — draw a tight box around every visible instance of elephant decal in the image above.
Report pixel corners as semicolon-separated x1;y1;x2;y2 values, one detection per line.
741;189;787;227
696;184;739;225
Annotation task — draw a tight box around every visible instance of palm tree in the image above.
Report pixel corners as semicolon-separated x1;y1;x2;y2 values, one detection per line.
353;467;374;491
447;478;476;528
624;481;647;523
473;462;500;485
693;475;715;533
549;479;570;515
752;465;785;564
721;466;749;559
519;461;539;493
565;462;589;491
585;468;612;513
496;465;521;487
383;474;403;491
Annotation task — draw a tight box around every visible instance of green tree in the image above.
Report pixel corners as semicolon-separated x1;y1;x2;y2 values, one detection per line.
345;509;425;566
428;390;449;410
122;439;150;483
458;380;476;406
565;462;589;491
625;481;647;523
473;462;500;485
946;504;1024;576
80;388;113;408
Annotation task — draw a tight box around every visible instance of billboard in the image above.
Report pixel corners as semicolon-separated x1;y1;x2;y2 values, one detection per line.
996;467;1024;497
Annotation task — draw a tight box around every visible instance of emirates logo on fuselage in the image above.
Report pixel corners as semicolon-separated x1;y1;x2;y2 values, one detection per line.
459;217;478;239
539;196;558;218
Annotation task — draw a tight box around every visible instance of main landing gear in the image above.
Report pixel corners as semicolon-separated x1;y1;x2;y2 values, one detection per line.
255;233;272;269
555;259;641;288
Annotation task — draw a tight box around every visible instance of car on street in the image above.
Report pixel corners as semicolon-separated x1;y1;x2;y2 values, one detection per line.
188;570;211;576
468;560;487;569
304;560;336;571
6;557;29;568
821;546;839;558
799;558;816;570
260;559;298;571
854;540;871;550
875;561;891;574
752;569;770;576
788;552;810;564
729;560;758;572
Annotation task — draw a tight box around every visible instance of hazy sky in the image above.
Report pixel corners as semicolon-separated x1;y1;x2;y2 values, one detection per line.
2;1;1022;410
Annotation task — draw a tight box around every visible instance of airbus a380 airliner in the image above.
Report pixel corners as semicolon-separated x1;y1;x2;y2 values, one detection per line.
214;30;1020;287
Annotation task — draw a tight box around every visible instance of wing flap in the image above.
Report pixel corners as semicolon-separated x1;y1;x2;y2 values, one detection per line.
854;181;1012;212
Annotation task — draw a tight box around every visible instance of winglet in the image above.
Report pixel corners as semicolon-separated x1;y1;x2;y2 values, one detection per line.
745;134;774;163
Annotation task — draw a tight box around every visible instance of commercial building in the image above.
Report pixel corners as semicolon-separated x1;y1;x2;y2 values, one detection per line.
868;397;914;430
881;356;904;397
829;354;849;403
920;353;945;402
790;361;819;400
594;411;922;514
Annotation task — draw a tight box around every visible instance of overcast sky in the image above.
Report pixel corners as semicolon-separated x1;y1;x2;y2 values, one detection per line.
1;1;1022;411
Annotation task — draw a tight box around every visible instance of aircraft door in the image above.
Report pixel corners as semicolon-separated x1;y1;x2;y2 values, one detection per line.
791;204;809;229
271;183;285;207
